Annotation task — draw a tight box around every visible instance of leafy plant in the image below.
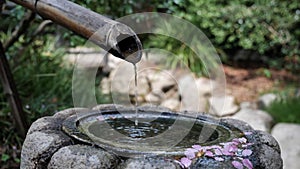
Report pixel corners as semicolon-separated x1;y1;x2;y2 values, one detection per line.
265;96;300;124
176;0;300;72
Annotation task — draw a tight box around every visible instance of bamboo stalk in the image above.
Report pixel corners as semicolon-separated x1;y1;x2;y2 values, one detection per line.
9;0;142;63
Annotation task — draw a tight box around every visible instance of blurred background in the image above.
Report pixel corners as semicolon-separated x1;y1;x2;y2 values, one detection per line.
0;0;299;168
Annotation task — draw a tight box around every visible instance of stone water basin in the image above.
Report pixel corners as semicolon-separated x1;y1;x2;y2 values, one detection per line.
21;104;283;169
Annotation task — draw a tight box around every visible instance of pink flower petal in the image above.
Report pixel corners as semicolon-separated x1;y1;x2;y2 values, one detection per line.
192;145;202;151
242;159;253;169
208;145;222;149
174;160;185;168
232;138;240;144
214;148;223;155
222;144;236;155
205;150;214;157
96;115;104;121
214;157;224;161
232;161;243;169
244;131;253;135
242;149;253;156
239;137;247;144
184;148;197;159
180;157;192;168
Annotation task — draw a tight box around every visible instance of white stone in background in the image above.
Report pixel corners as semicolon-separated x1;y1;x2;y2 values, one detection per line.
295;88;300;97
129;75;150;96
145;90;163;104
209;95;239;117
232;109;273;132
257;93;277;109
160;98;180;111
65;47;107;68
195;77;214;96
100;77;110;94
240;101;257;109
178;75;207;112
147;70;176;92
271;123;300;169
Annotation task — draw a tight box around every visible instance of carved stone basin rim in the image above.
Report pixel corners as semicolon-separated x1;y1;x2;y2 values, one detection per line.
62;106;244;157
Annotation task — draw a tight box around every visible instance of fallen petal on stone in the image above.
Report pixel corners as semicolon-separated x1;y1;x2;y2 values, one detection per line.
239;137;247;144
242;149;253;156
181;157;192;168
184;148;197;159
205;150;214;157
242;159;253;169
96;116;104;121
244;131;253;135
232;160;243;169
214;148;223;155
192;145;202;151
214;157;224;161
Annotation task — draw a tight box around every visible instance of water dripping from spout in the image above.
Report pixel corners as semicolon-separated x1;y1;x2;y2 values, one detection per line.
134;64;138;126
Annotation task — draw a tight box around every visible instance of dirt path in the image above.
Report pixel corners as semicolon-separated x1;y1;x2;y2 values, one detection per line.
224;65;299;103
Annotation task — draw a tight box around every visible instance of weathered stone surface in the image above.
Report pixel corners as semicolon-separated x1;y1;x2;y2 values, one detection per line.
92;104;124;111
209;95;239;117
21;131;73;169
119;158;179;169
27;117;63;135
21;104;283;169
271;123;300;169
160;98;180;111
192;157;236;169
256;130;281;153
231;109;273;132
257;93;277;109
221;118;253;132
255;144;283;169
53;107;89;120
48;145;118;169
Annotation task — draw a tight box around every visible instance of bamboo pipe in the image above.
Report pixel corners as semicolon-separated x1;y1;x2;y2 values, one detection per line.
9;0;142;63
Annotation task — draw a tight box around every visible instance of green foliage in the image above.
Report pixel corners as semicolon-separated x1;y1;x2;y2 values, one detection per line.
264;87;300;124
266;96;300;124
1;154;10;162
175;0;300;72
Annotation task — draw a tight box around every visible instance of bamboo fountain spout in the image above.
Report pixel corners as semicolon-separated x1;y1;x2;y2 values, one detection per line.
10;0;142;63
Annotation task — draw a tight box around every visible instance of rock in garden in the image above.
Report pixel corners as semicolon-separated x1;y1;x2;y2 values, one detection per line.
21;131;73;169
148;70;176;93
195;77;214;96
160;98;180;111
209;95;239;116
232;109;273;132
257;93;277;109
179;75;207;112
48;145;118;169
119;157;179;169
271;123;300;169
145;90;163;104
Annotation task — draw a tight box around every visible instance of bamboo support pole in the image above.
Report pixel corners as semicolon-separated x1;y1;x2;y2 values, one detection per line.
0;42;28;138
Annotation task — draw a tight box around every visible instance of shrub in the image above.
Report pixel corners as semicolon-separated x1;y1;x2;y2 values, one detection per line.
173;0;300;72
265;96;300;124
